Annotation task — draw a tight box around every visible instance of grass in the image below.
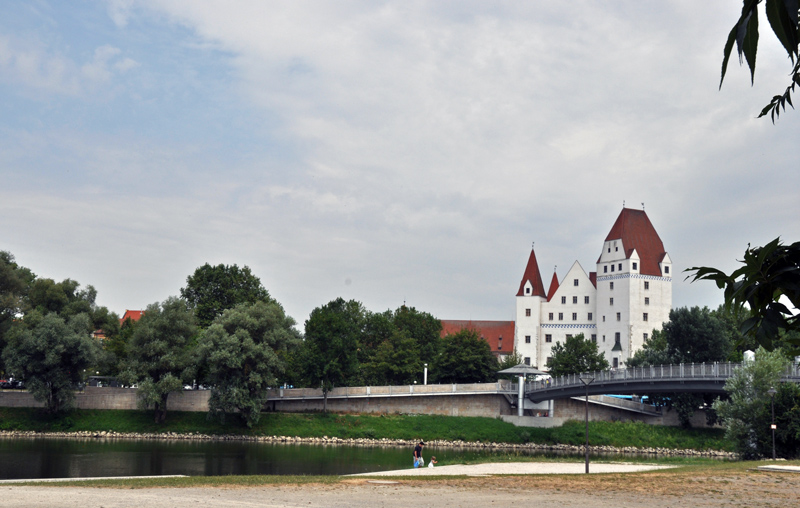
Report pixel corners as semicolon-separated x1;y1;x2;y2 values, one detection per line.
0;407;732;452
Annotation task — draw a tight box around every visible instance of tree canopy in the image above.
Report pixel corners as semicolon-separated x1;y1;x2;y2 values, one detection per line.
687;239;800;356
721;1;800;121
2;312;98;413
181;263;272;328
119;297;198;423
197;300;300;427
545;333;609;377
433;329;498;384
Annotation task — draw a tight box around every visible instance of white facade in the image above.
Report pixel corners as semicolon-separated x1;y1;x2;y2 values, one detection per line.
514;208;672;370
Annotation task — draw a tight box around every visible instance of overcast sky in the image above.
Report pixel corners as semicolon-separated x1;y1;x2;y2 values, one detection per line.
2;1;799;327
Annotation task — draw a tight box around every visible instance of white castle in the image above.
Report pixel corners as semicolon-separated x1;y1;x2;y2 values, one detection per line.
442;207;672;370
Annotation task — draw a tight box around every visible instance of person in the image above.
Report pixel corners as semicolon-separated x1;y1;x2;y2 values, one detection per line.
427;456;438;468
413;441;424;468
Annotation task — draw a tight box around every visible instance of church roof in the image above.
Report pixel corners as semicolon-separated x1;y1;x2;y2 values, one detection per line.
516;248;547;297
120;310;144;325
601;208;666;276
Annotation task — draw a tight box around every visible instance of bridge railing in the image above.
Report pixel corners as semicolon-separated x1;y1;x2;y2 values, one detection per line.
526;362;800;392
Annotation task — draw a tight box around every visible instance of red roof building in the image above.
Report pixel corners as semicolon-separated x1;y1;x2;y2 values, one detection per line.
440;320;516;357
120;310;144;325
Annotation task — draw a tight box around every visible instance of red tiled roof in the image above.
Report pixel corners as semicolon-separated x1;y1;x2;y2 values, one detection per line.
589;272;597;288
440;320;516;355
120;310;144;325
516;249;546;297
600;208;666;276
546;272;559;301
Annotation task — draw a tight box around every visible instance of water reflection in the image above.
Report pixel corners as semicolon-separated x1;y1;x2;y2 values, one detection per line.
0;438;721;480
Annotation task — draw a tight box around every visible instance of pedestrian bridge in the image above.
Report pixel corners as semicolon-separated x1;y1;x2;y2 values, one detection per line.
525;362;800;403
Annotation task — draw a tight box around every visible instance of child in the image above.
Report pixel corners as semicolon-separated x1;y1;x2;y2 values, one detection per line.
427;456;438;468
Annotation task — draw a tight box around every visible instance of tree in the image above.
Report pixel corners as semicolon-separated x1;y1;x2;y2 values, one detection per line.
298;298;363;411
545;333;609;377
2;313;98;413
197;300;300;427
628;307;734;427
0;251;34;375
181;263;272;328
721;1;800;121
497;349;524;381
361;329;423;386
119;297;197;423
687;239;800;356
433;329;498;384
713;347;792;458
391;306;442;365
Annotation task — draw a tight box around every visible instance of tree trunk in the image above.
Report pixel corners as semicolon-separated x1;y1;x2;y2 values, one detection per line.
154;393;169;423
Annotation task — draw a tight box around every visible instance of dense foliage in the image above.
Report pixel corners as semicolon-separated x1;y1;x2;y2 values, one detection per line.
119;297;198;423
545;333;609;377
197;301;300;427
433;329;498;384
181;263;272;328
713;347;799;458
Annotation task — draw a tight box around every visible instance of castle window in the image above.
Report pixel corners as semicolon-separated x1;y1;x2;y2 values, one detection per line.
618;263;622;271
608;248;611;253
613;358;619;368
573;279;579;286
572;312;577;321
609;297;614;305
616;312;621;321
615;246;618;252
546;356;552;364
632;262;638;270
498;344;502;350
615;331;621;343
591;334;597;343
588;312;593;320
602;315;606;322
566;334;573;339
644;297;650;305
526;308;531;317
644;281;650;290
610;282;614;290
611;265;615;272
545;334;552;343
524;357;530;365
643;332;648;341
643;313;648;322
584;296;589;304
665;266;670;274
548;312;553;321
604;266;608;273
525;335;531;344
558;313;563;321
602;335;606;342
525;287;530;294
561;296;566;304
572;296;578;304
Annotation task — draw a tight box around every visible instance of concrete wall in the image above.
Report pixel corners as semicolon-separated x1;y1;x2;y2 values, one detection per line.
0;387;210;412
268;393;513;417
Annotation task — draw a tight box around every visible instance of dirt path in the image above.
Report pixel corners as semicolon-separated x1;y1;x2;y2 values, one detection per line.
1;468;797;508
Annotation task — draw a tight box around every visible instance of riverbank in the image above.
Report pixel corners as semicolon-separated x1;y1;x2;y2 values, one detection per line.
0;407;735;457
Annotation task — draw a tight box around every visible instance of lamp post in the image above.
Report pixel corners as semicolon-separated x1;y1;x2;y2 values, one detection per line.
767;387;777;460
579;375;594;474
424;364;428;385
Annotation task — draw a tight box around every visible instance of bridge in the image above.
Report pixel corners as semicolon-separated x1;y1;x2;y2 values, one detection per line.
525;362;800;403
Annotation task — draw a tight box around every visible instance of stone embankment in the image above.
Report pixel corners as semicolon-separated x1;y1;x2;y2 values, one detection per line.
0;430;736;458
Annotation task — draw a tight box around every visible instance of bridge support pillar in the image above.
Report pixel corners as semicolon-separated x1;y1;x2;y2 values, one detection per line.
518;375;524;417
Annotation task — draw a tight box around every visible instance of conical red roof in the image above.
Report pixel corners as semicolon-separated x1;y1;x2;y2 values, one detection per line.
546;271;559;301
601;208;667;276
516;248;547;297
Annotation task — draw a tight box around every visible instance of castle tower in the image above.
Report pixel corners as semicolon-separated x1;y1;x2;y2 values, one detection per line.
515;248;546;366
595;208;672;367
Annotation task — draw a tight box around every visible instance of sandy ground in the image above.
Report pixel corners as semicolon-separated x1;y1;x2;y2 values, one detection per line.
1;463;798;508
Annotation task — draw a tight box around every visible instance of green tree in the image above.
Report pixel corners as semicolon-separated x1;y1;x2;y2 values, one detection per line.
0;251;34;375
197;300;300;427
713;347;792;458
2;312;98;413
391;305;442;364
687;239;800;356
433;329;498;384
361;329;423;386
628;307;734;427
119;297;198;423
545;333;609;377
720;1;800;121
298;298;363;410
181;263;271;328
497;349;524;381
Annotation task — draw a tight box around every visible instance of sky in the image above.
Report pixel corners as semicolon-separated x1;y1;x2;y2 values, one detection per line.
2;1;799;328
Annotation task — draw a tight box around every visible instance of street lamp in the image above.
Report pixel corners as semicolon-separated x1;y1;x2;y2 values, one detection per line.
579;375;594;474
767;387;777;460
424;363;428;385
